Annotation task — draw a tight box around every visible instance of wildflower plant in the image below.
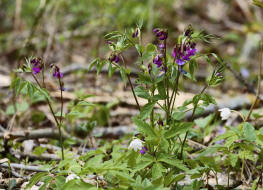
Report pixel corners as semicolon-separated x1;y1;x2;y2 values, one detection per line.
12;24;263;189
13;57;66;160
87;24;227;189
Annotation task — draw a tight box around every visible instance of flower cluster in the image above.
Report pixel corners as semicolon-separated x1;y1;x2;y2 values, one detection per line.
172;42;197;66
132;28;139;38
128;138;148;155
51;64;63;78
153;54;163;68
109;53;120;63
30;58;43;75
139;146;148;155
153;28;168;41
219;108;231;120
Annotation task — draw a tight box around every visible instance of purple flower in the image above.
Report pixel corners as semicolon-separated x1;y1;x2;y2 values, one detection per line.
184;25;193;37
30;58;42;75
52;65;63;78
158;119;163;126
132;28;139;38
153;28;168;41
153;55;163;68
186;48;197;57
176;59;185;66
32;67;41;75
153;28;159;33
139;146;148;155
159;32;168;40
172;44;197;66
159;43;164;50
109;54;120;63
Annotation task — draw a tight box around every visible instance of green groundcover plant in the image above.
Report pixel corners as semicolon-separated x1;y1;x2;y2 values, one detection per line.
12;24;263;189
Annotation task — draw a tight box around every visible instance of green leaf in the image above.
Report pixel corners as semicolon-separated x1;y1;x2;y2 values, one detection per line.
6;102;29;115
157;82;166;99
135;44;144;54
88;58;99;71
134;86;150;99
119;67;127;87
140;101;156;119
137;72;152;84
253;0;263;8
9;179;16;190
164;122;194;139
173;173;186;183
133;117;157;139
158;155;188;171
134;161;153;172
62;179;93;190
194;114;214;128
26;172;48;189
39;176;53;190
242;122;256;142
146;44;156;53
152;163;163;179
238;150;255;161
172;110;186;121
33;146;47;156
228;154;238;167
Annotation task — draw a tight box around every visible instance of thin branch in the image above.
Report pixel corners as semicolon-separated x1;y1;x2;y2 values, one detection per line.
0;163;48;172
245;41;262;121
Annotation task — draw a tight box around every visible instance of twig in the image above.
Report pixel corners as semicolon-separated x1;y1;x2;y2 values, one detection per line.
0;163;48;172
11;149;60;161
245;41;262;121
0;128;84;145
225;62;263;102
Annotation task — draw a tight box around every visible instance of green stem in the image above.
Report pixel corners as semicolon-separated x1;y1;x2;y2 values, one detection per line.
31;73;64;160
170;65;180;114
120;54;141;111
58;77;65;160
179;85;208;159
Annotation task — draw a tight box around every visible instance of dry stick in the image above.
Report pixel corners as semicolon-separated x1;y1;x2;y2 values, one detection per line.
253;41;263;189
225;62;263;102
245;42;262;121
180;85;208;159
0;163;47;172
23;0;49;48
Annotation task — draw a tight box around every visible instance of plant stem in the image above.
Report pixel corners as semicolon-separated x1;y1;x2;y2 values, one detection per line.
150;88;154;127
170;65;180;114
245;41;262;121
179;85;208;159
162;39;170;123
227;166;230;188
31;73;64;160
120;54;141;111
58;77;65;160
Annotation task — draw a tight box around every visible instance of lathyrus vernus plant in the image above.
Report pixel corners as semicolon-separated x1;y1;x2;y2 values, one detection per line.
90;24;225;189
13;57;66;160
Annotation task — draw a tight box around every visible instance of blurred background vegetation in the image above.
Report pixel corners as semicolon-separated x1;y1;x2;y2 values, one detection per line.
0;0;263;127
1;0;262;71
